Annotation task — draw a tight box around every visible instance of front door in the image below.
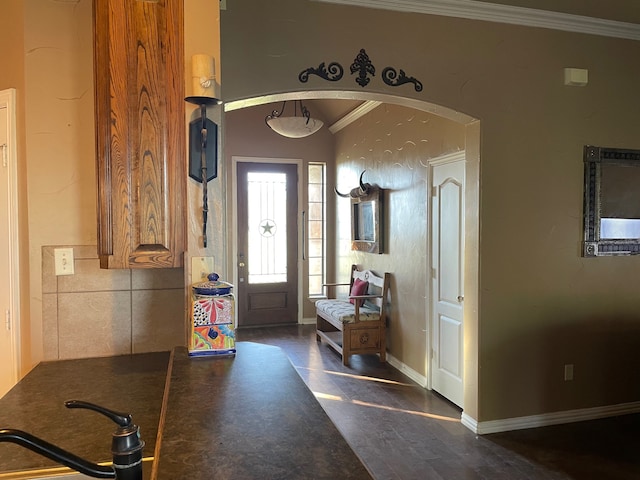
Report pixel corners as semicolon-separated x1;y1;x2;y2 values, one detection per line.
236;162;298;327
430;154;465;408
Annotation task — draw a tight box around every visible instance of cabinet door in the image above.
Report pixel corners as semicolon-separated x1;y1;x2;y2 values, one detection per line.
94;0;186;268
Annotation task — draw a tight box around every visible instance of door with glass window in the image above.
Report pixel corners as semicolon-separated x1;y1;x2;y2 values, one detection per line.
237;162;298;327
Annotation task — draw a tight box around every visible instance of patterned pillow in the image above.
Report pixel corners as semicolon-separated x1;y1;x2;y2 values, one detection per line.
349;278;369;307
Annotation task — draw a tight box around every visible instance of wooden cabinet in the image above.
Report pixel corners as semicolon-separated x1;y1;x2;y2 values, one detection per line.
93;0;186;268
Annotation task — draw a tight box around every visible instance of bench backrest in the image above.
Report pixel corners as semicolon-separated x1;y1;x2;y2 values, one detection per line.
349;264;390;318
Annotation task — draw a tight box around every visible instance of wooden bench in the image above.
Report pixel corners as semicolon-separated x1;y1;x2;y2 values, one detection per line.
315;265;389;366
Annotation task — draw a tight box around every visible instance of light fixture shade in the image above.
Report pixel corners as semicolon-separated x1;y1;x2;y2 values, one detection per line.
266;116;324;138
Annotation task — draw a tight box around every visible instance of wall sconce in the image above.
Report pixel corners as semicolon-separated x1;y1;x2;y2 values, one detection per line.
265;100;324;138
185;54;221;248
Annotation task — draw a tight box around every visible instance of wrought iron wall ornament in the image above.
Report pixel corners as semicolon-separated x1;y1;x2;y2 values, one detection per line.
299;49;424;92
382;66;423;92
350;49;375;87
299;61;344;83
185;96;221;248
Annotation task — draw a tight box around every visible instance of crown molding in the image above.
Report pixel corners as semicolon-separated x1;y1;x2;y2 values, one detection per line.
312;0;640;41
329;100;382;134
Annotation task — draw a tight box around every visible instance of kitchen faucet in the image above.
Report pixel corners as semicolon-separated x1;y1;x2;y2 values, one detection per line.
0;400;144;480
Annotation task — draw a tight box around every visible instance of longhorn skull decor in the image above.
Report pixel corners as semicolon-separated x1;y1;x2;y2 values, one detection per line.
336;171;384;254
335;171;378;198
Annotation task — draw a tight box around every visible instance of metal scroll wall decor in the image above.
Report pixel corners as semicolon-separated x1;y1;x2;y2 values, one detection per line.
350;49;375;87
299;48;423;92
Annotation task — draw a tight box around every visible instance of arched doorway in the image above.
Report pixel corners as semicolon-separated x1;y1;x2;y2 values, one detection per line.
224;90;480;422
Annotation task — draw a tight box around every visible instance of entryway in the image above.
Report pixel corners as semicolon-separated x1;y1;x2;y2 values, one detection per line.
225;93;480;420
235;160;299;327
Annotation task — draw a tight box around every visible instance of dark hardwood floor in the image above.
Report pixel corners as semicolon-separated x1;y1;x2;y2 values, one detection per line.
237;324;640;480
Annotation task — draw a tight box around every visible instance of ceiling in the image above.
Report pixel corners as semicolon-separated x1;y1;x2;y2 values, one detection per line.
305;98;364;126
277;99;375;134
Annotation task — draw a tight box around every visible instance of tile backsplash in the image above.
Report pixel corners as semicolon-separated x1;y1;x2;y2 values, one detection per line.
42;246;187;360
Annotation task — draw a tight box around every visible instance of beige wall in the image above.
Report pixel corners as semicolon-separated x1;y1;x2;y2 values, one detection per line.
334;104;466;371
221;0;640;422
184;0;226;278
17;0;221;371
24;0;96;365
0;0;30;376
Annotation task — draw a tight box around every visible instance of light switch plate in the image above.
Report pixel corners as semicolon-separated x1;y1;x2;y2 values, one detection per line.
191;256;214;284
54;248;75;276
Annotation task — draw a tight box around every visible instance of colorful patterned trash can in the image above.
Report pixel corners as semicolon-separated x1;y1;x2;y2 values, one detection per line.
189;275;236;357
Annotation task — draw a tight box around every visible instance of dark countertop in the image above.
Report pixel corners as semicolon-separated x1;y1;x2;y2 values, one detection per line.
0;343;372;479
153;343;372;479
0;352;169;477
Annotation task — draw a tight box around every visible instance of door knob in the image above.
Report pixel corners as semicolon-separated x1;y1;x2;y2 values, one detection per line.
239;262;246;267
457;295;464;302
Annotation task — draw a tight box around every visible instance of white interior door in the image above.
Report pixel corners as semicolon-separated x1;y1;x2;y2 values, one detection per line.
430;154;465;408
0;89;20;399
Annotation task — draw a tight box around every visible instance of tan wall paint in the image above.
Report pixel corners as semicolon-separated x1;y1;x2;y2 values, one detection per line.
24;0;95;367
18;0;220;371
184;0;225;280
0;0;31;377
221;0;640;422
334;104;466;374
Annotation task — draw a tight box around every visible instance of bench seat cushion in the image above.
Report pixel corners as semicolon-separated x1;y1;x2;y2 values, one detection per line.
316;299;380;324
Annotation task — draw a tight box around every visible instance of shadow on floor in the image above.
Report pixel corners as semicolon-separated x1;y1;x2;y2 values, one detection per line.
238;324;640;480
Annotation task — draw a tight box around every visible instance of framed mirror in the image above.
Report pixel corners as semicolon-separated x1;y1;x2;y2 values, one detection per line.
351;188;384;254
583;145;640;256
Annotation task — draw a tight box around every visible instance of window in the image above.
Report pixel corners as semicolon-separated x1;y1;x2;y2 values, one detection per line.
308;163;326;296
247;172;288;284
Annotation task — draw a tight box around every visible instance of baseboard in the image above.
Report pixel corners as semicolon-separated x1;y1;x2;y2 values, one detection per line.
300;317;316;325
385;352;640;435
386;353;427;388
467;401;640;435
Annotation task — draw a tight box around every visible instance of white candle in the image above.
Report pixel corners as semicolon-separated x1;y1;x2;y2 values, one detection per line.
191;54;215;97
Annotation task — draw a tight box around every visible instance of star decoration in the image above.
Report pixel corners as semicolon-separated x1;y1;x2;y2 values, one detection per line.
259;219;277;237
262;222;274;234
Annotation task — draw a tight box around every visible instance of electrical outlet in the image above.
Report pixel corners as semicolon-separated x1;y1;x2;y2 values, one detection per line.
564;364;574;381
220;0;227;10
191;256;214;284
54;248;75;276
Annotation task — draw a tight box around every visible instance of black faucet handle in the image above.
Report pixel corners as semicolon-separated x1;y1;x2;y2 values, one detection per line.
65;400;132;428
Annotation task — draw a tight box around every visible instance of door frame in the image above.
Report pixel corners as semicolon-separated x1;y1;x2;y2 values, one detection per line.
0;88;21;389
231;156;304;325
426;150;466;401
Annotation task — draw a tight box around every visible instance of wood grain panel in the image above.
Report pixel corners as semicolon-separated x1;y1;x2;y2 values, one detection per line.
94;0;185;269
